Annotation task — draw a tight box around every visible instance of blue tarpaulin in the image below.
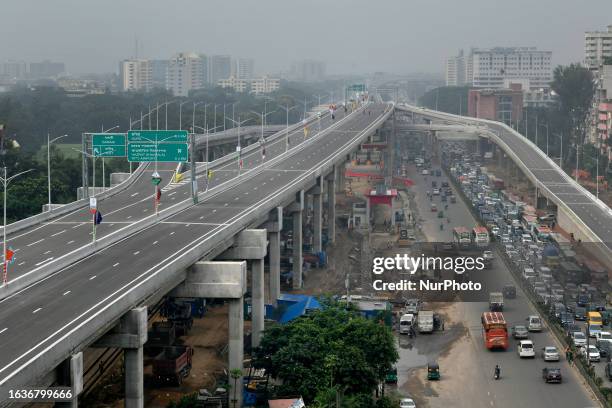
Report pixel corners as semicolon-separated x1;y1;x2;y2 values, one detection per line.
275;294;322;324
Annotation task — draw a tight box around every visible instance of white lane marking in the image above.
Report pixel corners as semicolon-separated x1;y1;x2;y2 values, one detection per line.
133;251;140;255
126;216;132;219
26;239;44;247
63;291;71;296
72;224;83;229
32;308;42;314
43;250;51;255
51;230;66;237
17;262;25;266
34;258;54;267
199;216;204;220
224;203;228;207
212;209;217;213
152;241;158;245
131;192;139;197
112;263;120;267
89;275;97;280
67;240;75;245
168;192;177;196
0;328;7;334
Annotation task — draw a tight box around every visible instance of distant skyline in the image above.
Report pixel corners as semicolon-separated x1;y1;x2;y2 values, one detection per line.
1;0;610;75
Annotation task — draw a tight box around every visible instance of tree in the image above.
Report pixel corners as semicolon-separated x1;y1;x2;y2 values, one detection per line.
252;303;398;403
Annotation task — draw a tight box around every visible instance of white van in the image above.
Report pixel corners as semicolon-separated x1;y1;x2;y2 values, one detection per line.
527;315;542;332
399;313;416;334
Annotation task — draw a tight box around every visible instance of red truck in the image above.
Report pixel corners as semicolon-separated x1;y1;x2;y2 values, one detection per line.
152;345;194;385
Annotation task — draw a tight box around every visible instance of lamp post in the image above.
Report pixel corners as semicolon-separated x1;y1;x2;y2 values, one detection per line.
225;116;252;174
47;132;68;211
553;133;563;168
193;125;223;192
539;122;550;157
278;104;296;152
72;148;97;197
1;167;34;284
312;93;328;135
179;101;190;130
250;110;276;162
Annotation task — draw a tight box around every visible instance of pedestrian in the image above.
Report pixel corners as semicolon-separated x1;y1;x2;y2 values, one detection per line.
565;346;570;361
568;349;574;365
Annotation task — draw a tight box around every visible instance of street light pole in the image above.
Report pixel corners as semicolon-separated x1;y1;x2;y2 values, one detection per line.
47;132;68;211
278;104;296;152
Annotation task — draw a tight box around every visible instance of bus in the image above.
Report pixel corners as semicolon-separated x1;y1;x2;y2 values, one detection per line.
453;227;472;248
481;312;509;350
587;311;603;327
472;226;490;248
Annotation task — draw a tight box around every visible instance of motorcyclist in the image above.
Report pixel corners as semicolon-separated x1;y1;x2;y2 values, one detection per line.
440;223;444;230
494;365;501;379
447;217;450;223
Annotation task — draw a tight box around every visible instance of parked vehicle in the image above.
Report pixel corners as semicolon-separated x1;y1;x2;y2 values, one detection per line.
152;345;194;385
589;324;602;338
385;366;398;384
399;313;416;335
581;345;601;362
542;368;562;383
518;340;535;358
596;341;612;361
400;398;416;408
542;346;560;361
404;299;420;314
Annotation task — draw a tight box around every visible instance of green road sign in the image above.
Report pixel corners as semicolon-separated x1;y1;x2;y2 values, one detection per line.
92;133;126;157
128;142;188;162
348;84;366;92
127;130;188;143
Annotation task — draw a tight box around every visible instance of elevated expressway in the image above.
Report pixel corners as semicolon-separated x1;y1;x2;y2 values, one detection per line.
0;103;392;403
396;104;612;264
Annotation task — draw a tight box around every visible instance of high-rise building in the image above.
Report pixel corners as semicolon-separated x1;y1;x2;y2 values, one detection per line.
235;58;255;79
291;60;326;82
445;50;467;86
166;52;204;97
469;47;552;90
585;25;612;70
119;59;152;92
150;60;169;89
1;61;27;80
250;77;280;94
218;76;249;93
209;55;232;84
29;60;65;78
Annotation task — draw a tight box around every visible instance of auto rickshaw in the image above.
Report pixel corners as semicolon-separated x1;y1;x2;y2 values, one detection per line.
427;361;440;380
437;210;444;219
385;366;398;384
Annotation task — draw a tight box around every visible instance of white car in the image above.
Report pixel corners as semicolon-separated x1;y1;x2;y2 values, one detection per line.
527;315;542;332
400;398;416;408
432;188;440;195
589;324;602;338
596;331;612;344
572;331;587;348
518;340;535;358
582;345;601;362
542;346;560;361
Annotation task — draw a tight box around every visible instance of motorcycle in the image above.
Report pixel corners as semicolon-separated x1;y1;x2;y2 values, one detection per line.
494;367;501;380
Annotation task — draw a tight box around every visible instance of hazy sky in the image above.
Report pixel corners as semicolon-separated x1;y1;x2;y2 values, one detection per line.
1;0;610;75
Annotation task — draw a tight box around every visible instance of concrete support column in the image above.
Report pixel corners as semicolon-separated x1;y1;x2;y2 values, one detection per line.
264;207;283;305
228;296;244;408
326;171;336;244
93;307;147;408
312;190;322;253
287;190;304;290
252;257;264;348
55;352;83;408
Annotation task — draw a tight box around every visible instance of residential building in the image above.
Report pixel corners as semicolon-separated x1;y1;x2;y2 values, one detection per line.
198;53;209;87
235;58;255;79
166;52;205;97
251;76;280;94
1;61;27;80
291;60;326;82
467;84;523;125
218;76;248;93
150;59;169;89
445;50;467;86
502;79;555;108
209;55;232;84
585;25;612;70
470;47;552;90
29;60;65;78
57;78;106;97
119;59;152;92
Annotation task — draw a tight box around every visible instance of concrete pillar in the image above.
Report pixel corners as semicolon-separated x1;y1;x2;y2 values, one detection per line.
326;171;336;244
265;207;283;305
55;352;83;408
93;307;147;408
312;182;323;253
229;296;244;408
287;191;304;290
252;258;264;348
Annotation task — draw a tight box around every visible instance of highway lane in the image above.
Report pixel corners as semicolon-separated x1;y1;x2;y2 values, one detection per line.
396;161;596;408
401;105;612;249
0;110;341;285
0;103;387;392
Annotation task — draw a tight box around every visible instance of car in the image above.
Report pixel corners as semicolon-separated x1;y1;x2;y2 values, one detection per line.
596;331;612;344
606;363;612;381
566;323;581;337
518;340;535;358
559;312;574;328
577;294;590;307
433;188;440;196
542;346;560;361
450;195;456;203
582;345;601;362
589;324;602;338
542;367;562;383
512;325;529;339
572;331;587;348
431;204;437;212
574;306;587;320
400;398;416;408
597;341;612;361
421;169;429;176
527;315;542;332
503;285;516;299
539;214;556;223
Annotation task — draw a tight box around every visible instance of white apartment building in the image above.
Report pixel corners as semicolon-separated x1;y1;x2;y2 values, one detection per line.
585;25;612;69
166;52;205;97
235;58;254;80
218;76;248;93
445;50;467;86
119;59;152;92
470;47;552;90
251;77;280;94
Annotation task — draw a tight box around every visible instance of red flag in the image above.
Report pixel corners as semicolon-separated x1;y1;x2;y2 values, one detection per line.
5;248;14;263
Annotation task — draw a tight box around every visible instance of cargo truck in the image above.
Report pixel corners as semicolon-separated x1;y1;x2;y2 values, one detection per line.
152;345;194;385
